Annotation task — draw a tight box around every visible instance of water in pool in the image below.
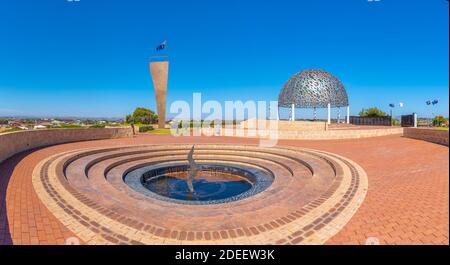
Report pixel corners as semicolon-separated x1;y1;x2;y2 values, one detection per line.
142;171;253;201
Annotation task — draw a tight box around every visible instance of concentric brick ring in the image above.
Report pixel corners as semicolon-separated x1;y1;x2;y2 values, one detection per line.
32;144;368;245
124;162;275;205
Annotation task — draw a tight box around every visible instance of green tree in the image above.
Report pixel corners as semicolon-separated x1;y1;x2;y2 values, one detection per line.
359;107;388;117
125;115;133;124
128;107;158;124
432;115;447;127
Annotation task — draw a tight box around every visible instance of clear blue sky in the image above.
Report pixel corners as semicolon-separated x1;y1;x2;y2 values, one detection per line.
0;0;448;119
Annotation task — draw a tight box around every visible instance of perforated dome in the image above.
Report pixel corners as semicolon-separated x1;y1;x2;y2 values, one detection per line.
278;69;348;108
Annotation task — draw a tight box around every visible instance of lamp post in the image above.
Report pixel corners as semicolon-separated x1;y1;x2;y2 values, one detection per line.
389;103;395;126
431;99;439;126
426;99;439;126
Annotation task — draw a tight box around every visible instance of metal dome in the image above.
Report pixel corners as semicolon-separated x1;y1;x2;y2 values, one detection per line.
278;69;349;108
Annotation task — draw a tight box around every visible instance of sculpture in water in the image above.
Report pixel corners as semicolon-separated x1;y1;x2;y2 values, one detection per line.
186;145;198;193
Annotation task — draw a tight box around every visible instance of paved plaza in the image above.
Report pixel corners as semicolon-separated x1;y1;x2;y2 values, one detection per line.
0;134;447;245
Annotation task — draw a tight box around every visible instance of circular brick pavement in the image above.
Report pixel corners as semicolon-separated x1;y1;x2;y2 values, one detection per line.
31;144;367;244
0;134;448;245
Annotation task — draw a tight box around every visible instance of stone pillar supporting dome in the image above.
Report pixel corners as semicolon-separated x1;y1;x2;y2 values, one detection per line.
278;69;350;124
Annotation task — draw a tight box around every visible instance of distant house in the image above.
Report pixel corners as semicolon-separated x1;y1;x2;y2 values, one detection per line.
8;120;23;128
39;122;52;127
33;125;47;130
51;120;64;126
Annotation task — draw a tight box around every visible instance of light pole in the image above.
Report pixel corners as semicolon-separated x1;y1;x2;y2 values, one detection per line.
426;100;432;126
426;99;439;126
432;99;439;126
389;103;395;126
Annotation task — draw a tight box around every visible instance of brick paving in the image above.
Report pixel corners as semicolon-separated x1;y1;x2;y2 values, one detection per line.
32;144;366;244
0;134;448;245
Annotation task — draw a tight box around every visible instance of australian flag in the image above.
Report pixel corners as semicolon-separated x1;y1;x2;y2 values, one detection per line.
389;103;395;108
156;40;167;51
426;100;431;105
432;99;439;105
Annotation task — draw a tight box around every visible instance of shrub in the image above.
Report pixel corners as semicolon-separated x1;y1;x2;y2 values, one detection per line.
139;125;154;133
392;118;400;126
432;116;447;127
89;124;106;128
359;107;388;117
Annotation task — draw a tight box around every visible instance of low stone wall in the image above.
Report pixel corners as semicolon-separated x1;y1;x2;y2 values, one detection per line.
240;119;327;131
274;127;404;140
0;127;133;163
205;127;404;140
403;128;449;146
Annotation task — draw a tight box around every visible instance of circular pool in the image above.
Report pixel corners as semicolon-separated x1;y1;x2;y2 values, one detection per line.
32;144;368;244
124;163;274;204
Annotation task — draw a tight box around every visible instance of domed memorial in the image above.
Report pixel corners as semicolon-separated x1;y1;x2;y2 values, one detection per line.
278;69;350;124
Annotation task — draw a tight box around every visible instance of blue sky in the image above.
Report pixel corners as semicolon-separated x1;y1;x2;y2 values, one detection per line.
0;0;448;119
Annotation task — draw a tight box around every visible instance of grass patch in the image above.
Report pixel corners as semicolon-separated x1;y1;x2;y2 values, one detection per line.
0;128;22;134
147;129;172;135
433;127;449;131
104;123;126;127
48;124;84;129
88;124;106;128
